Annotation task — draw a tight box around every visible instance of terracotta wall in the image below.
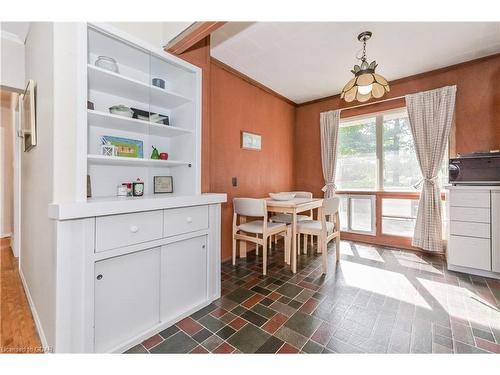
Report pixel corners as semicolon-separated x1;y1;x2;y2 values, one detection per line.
295;53;500;196
210;61;296;261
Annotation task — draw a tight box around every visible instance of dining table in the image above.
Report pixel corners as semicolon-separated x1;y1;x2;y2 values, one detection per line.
266;197;323;273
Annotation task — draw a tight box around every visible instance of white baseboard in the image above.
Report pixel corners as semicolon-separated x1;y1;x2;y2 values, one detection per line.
18;267;50;352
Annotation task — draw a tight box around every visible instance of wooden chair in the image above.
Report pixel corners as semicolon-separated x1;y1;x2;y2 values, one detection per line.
296;197;341;274
269;191;314;252
233;198;291;275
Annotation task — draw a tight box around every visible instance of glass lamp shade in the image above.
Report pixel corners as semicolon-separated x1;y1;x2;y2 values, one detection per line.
341;72;390;103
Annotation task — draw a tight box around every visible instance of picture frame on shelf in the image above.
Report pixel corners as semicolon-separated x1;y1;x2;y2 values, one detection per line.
154;176;173;194
102;135;143;158
241;131;261;151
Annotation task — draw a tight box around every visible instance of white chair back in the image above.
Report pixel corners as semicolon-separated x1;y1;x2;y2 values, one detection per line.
322;197;340;216
293;191;313;199
233;198;266;217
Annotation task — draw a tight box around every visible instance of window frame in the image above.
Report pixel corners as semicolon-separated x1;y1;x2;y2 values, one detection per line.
336;107;423;192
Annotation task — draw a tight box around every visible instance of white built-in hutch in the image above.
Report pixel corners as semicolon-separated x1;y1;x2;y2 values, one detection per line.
48;23;226;353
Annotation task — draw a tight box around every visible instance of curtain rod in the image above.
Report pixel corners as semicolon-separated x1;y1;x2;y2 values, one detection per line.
337;94;406;113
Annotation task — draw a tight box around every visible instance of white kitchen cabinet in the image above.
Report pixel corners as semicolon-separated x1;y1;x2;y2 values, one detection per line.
446;186;500;279
160;235;208;322
492;192;500;273
94;247;160;352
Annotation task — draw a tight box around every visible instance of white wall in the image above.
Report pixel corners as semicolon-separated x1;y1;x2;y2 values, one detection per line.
0;92;14;237
0;36;25;90
21;22;56;350
109;22;192;48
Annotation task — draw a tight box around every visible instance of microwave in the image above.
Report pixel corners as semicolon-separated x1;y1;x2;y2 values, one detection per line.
449;152;500;185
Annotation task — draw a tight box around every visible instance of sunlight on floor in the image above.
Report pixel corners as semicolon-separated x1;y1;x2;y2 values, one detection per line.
418;277;500;330
350;243;385;263
341;260;430;308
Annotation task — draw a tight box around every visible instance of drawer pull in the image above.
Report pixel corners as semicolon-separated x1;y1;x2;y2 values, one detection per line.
96;274;103;280
129;225;139;233
186;217;193;223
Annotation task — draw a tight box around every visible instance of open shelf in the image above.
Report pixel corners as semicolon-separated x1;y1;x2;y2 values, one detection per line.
87;110;193;137
87;154;191;167
88;65;192;109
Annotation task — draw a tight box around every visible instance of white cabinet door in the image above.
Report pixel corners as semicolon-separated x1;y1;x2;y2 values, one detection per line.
94;248;160;352
448;235;491;271
160;235;208;322
492;192;500;273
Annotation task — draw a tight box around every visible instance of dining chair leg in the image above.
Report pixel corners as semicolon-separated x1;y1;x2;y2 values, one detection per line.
284;228;291;265
255;234;259;256
263;240;268;276
274;235;277;245
316;235;322;254
304;235;308;255
336;235;340;262
268;236;272;249
322;239;328;274
232;236;237;266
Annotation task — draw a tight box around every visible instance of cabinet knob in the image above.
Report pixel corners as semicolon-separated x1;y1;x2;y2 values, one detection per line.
130;225;139;233
96;274;103;280
186;217;193;223
202;245;206;249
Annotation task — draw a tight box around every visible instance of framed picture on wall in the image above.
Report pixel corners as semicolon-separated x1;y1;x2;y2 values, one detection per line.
21;79;37;152
241;131;262;151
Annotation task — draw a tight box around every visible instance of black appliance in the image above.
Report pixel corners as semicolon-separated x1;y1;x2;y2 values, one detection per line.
449;152;500;185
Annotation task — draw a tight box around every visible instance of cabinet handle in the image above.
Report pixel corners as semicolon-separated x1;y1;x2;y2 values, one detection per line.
186;217;193;223
96;274;103;280
130;225;139;233
202;245;206;249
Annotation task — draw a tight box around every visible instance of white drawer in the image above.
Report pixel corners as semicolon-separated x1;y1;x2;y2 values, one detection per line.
448;235;491;271
450;221;490;238
96;210;163;252
164;205;208;237
449;191;490;208
450;206;490;223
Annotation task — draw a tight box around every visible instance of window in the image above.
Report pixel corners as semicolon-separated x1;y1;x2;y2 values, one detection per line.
339;195;376;235
336;116;377;190
336;108;448;191
381;198;418;237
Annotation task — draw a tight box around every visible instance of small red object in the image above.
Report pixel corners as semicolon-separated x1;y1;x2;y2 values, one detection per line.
159;152;168;160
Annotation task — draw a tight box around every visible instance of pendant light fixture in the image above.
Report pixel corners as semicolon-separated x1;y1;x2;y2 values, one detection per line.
341;31;390;103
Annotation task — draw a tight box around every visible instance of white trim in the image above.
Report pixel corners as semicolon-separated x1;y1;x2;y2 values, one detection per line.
447;264;500;280
18;267;50;352
1;31;24;45
1;232;12;238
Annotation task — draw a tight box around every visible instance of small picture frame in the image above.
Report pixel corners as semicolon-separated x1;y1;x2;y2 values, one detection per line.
241;131;262;151
154;176;173;194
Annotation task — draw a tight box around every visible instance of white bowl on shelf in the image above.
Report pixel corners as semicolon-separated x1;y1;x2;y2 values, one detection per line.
269;192;296;201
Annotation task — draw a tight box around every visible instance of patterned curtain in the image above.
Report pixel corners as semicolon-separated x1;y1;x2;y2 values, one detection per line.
406;86;456;252
320;110;341;198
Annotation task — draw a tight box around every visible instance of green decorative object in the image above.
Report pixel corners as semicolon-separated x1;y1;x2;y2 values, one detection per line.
151;146;160;160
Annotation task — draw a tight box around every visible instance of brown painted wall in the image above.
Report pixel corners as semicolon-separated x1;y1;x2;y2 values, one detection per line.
210;61;296;261
295;54;500;196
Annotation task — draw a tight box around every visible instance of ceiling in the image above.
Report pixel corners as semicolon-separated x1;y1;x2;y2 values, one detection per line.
211;22;500;104
0;22;30;43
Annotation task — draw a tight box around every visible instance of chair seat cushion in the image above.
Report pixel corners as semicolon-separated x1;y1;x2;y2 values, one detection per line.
238;220;287;234
271;213;310;224
297;220;334;233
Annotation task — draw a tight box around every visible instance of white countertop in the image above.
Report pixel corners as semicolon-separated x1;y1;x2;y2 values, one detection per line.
445;184;500;191
49;193;227;220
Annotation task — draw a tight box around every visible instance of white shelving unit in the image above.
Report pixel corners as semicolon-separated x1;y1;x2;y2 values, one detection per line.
85;24;201;199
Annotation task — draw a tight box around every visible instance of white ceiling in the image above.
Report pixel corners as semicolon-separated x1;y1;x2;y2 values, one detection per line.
211;22;500;104
0;22;30;43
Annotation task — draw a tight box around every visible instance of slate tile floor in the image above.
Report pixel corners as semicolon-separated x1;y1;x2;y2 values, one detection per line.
127;240;500;354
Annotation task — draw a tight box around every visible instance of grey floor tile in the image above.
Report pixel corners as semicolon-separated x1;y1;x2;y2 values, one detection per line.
150;331;197;354
124;344;148;354
284;311;322;338
227;324;271;353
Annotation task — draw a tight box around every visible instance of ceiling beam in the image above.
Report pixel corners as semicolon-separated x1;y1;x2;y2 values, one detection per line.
165;22;227;55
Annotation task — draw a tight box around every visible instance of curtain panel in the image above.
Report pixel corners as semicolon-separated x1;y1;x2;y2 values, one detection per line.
406;85;456;252
320;110;341;198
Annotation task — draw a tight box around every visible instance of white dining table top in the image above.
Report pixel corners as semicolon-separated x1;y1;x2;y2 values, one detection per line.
265;197;322;207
